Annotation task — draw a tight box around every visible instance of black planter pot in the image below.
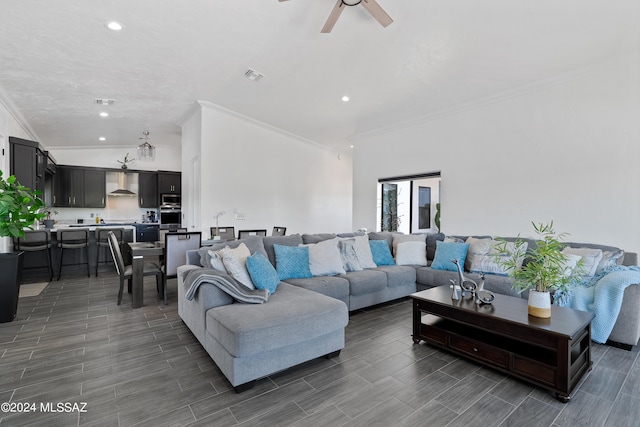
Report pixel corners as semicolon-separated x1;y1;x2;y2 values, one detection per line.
0;252;23;323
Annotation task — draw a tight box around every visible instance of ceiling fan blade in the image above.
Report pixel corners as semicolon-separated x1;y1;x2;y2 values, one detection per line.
321;0;346;33
361;0;393;28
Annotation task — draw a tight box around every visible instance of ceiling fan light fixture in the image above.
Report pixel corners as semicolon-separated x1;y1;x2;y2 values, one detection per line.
342;0;362;6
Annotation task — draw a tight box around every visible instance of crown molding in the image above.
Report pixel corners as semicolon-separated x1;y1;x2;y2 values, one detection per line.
193;100;329;151
0;85;40;141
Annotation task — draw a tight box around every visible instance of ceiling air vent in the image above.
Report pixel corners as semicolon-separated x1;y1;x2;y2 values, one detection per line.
95;98;115;105
243;69;264;82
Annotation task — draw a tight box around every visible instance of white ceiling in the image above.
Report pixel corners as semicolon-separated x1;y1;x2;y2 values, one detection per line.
0;0;637;151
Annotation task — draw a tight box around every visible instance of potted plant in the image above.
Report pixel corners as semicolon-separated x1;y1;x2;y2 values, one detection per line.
0;170;46;322
43;209;58;229
493;221;582;318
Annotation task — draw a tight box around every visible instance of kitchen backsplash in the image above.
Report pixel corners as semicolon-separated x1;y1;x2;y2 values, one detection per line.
51;196;156;224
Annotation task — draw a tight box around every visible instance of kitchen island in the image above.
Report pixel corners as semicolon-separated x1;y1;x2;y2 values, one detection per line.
20;225;142;281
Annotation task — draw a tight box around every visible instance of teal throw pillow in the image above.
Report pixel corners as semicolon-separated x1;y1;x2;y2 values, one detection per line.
369;239;395;266
246;252;280;294
430;241;470;272
273;244;312;280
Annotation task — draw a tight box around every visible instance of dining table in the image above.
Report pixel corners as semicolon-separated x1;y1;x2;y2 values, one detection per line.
127;241;164;308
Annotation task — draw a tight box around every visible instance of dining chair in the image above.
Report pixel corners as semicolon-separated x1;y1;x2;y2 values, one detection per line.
211;226;235;241
158;228;187;265
107;231;163;305
95;228;124;276
57;228;90;280
237;229;267;239
272;226;287;236
162;232;202;304
159;227;188;243
13;230;54;282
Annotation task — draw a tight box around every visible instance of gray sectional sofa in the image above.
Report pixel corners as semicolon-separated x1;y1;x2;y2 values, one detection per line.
177;231;640;391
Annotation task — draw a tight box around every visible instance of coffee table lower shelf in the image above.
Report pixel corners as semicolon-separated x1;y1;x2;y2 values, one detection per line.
411;288;594;403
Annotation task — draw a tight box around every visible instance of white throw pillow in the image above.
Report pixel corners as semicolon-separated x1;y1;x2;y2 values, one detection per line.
219;243;254;289
302;238;346;277
351;234;377;269
392;234;426;255
467;240;527;276
464;237;492;271
207;249;226;272
395;241;427;266
561;253;582;277
596;250;624;274
562;247;603;277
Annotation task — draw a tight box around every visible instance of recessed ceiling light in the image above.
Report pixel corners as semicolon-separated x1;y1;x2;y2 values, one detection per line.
341;95;350;102
107;21;123;31
350;145;354;148
98;137;106;141
99;112;109;117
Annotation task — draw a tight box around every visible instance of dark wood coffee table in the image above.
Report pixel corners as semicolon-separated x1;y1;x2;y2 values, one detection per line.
411;286;594;402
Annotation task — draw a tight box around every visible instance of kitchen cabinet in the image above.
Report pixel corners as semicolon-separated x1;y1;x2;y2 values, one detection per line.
54;167;106;208
158;172;181;194
138;172;158;208
9;137;45;193
84;170;106;208
53;167;84;207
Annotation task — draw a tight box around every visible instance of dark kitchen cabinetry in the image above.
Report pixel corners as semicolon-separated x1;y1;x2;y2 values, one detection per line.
138;172;158;208
158;172;181;194
9;137;46;193
84;169;106;208
54;167;105;208
53;167;84;207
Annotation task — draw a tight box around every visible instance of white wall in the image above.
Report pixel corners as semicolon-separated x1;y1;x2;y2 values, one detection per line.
353;54;640;254
181;102;353;237
48;145;181;171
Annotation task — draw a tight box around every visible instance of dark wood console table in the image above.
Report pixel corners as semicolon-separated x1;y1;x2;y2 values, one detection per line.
411;287;594;402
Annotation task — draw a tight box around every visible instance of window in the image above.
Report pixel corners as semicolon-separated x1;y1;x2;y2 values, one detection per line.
377;172;441;233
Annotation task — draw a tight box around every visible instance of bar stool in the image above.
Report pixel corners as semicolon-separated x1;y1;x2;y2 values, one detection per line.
95;228;124;276
13;230;54;282
57;228;90;280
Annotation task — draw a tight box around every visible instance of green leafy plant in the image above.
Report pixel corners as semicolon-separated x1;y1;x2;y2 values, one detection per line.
0;170;46;239
493;221;583;294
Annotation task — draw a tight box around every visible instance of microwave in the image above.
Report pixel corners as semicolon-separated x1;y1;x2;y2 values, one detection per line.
161;193;181;206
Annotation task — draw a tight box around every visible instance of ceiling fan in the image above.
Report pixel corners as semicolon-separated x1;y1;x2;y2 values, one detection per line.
280;0;393;33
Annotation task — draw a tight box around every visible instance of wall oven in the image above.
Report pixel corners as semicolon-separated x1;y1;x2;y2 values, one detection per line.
159;204;181;229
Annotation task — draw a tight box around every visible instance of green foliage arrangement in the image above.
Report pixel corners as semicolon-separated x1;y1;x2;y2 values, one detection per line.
0;170;46;239
493;221;582;294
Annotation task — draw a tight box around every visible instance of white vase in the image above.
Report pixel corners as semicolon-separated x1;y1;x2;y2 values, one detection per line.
528;290;551;318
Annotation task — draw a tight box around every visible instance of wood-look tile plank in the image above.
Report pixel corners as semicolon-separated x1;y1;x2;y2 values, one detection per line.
434;372;498;413
398;400;458;427
500;396;562;427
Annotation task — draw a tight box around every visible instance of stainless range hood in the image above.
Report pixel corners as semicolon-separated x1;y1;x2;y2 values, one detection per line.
109;172;136;196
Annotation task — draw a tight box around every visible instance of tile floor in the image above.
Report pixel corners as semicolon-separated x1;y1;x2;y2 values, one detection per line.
1;271;639;426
